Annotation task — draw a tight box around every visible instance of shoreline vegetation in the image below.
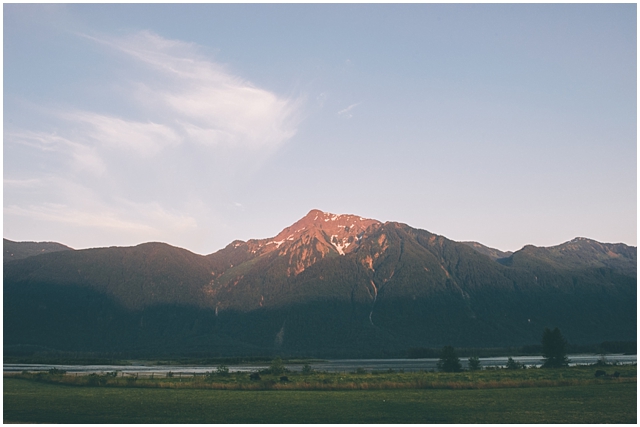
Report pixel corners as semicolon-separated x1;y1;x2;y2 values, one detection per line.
5;364;636;392
4;339;636;366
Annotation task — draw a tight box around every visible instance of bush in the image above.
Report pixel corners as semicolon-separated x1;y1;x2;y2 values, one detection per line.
595;355;613;367
268;357;286;375
506;357;523;370
48;368;66;375
86;374;107;386
301;364;313;375
468;356;481;371
215;365;230;376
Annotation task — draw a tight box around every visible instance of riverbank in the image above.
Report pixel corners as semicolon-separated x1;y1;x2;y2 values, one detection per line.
4;353;636;377
5;364;636;391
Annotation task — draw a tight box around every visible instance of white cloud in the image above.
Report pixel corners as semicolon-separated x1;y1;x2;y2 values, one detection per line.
10;30;301;169
338;102;361;119
6;130;107;175
5;30;304;250
4;185;198;239
95;30;301;150
4;203;157;233
59;111;182;156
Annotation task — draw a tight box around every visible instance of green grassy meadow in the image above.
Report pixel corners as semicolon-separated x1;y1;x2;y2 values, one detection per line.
4;366;637;423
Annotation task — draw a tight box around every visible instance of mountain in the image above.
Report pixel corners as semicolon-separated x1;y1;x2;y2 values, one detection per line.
499;237;637;276
3;238;73;263
4;210;636;358
461;241;513;260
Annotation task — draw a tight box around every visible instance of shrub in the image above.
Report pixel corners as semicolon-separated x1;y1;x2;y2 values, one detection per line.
86;374;107;386
468;356;481;371
506;357;523;370
269;357;286;375
301;364;313;375
215;365;230;376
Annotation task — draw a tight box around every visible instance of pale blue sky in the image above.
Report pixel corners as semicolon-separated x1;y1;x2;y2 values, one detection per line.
4;4;637;254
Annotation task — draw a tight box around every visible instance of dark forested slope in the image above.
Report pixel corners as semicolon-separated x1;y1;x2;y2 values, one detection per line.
4;211;636;357
4;238;72;263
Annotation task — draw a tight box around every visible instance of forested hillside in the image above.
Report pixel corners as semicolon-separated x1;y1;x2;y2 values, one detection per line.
4;239;72;263
4;210;636;358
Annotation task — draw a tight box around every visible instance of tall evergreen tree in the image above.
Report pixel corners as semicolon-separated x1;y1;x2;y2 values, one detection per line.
542;327;570;368
437;345;462;372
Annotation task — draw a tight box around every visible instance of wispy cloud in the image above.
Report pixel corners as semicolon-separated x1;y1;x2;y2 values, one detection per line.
6;130;107;175
338;102;361;119
4;177;198;237
91;30;300;150
5;203;157;232
59;111;182;156
5;30;303;250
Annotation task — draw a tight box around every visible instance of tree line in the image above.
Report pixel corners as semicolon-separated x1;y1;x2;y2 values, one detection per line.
437;327;570;372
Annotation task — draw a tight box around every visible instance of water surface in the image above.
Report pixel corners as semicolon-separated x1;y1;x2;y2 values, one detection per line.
4;354;635;377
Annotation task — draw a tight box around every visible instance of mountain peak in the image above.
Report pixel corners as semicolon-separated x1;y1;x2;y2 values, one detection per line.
229;210;382;276
300;208;379;227
269;209;381;256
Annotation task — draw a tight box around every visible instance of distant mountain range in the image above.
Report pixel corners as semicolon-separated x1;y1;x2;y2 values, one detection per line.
4;210;636;358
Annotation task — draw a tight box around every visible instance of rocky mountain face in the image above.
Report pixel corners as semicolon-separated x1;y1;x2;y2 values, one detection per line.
4;210;636;358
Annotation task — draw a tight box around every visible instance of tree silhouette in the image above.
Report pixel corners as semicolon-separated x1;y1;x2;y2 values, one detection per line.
468;356;481;371
437;345;462;372
506;357;522;370
269;356;286;375
542;327;569;368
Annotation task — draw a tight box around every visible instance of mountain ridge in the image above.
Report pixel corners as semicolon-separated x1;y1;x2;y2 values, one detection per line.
4;209;636;357
5;210;633;263
3;238;73;263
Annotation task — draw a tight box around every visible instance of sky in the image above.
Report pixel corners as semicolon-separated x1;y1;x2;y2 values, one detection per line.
3;4;637;255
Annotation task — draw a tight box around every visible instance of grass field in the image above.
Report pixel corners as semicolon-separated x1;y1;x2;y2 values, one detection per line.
4;366;637;423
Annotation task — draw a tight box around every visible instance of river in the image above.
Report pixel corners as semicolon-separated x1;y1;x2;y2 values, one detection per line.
3;354;635;377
